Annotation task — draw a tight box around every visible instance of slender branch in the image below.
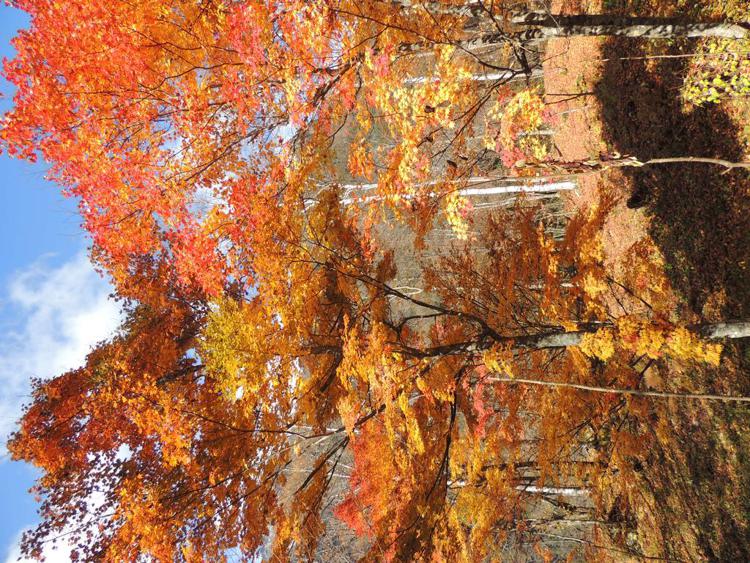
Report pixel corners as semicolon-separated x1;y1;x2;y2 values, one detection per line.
643;156;750;173
532;155;750;175
487;376;750;403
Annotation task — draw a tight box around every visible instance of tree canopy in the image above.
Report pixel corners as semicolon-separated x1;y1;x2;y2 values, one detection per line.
3;0;749;561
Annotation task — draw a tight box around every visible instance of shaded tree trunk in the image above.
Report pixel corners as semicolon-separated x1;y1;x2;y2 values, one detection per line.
514;13;749;40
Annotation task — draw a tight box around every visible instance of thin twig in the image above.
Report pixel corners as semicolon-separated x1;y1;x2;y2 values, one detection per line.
488;376;750;403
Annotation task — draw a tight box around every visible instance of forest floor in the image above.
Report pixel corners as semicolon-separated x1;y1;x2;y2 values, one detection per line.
543;0;750;559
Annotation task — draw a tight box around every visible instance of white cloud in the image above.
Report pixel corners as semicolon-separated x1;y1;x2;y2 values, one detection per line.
0;251;122;445
1;252;121;562
4;529;74;563
3;489;107;563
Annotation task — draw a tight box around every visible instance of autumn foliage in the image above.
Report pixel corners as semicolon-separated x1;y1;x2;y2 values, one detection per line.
3;1;748;561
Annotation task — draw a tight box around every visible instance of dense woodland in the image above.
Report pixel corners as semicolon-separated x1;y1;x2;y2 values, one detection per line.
2;0;750;560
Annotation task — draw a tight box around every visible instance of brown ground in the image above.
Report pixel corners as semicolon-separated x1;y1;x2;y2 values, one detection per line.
542;0;750;560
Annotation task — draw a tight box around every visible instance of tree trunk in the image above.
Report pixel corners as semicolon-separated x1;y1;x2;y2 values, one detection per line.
526;320;750;350
483;321;750;402
513;13;749;40
412;321;750;359
696;321;750;339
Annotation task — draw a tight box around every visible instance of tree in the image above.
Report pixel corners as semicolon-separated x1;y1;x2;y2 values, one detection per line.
10;191;749;560
513;12;749;40
2;0;512;294
4;1;747;295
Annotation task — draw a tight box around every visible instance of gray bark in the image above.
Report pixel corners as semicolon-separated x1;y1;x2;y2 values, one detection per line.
413;321;750;360
526;320;750;350
513;13;749;40
696;321;750;339
482;321;750;402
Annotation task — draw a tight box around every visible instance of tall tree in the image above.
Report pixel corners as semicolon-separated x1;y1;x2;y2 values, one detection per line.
10;194;748;560
5;1;745;298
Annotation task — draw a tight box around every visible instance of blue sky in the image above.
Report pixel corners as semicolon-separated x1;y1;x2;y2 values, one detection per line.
0;5;122;561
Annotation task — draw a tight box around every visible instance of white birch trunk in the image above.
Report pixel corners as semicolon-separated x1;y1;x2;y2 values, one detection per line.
513;13;749;40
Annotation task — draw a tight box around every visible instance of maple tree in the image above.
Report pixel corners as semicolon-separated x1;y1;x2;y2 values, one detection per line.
4;0;750;561
9;192;749;560
4;0;746;291
2;0;509;294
